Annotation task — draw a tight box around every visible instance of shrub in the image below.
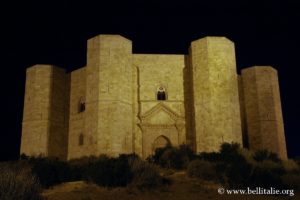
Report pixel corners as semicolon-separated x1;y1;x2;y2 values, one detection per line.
187;143;297;189
187;160;218;181
68;155;103;181
178;145;195;161
159;148;182;169
148;145;172;164
0;163;43;200
21;154;142;188
282;159;299;173
238;148;256;165
294;157;300;167
219;142;243;163
219;158;253;187
249;160;284;188
215;143;254;187
214;143;287;188
26;157;71;188
281;173;300;191
198;152;221;162
253;150;281;163
130;159;164;189
150;145;195;169
84;155;133;187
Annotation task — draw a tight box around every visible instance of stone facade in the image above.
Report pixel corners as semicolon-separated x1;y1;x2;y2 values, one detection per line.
241;67;287;159
20;34;288;160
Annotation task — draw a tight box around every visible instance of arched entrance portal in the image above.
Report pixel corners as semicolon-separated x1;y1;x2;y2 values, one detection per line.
152;135;171;152
139;102;186;158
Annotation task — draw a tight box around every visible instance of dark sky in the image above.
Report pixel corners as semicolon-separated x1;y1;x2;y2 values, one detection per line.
1;0;300;161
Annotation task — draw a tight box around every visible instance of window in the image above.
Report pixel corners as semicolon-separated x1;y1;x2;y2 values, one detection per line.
157;86;167;100
157;91;166;100
78;97;85;113
79;134;84;146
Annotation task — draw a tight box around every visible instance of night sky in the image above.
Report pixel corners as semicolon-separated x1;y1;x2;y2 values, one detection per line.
1;0;300;161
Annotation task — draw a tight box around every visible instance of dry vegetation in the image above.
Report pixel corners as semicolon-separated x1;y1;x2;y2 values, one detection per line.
0;162;43;200
1;144;299;200
42;171;296;200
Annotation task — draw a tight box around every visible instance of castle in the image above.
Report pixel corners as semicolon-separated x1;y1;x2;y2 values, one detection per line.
21;34;288;160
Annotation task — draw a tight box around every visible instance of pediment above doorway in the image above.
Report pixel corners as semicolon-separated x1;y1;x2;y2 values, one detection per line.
139;102;184;126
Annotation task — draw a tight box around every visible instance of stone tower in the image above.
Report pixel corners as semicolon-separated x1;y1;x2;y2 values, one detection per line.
189;37;242;153
21;65;69;160
241;67;287;159
67;35;133;159
21;34;288;160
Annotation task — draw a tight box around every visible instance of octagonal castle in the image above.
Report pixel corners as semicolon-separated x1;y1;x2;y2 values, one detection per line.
21;34;287;160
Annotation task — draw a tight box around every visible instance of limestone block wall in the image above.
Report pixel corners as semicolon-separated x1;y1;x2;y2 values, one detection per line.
21;34;288;160
48;67;69;160
67;68;86;160
132;65;141;156
241;66;287;159
190;37;242;153
238;75;248;147
133;54;186;157
183;54;195;150
21;65;69;160
85;35;133;157
134;54;186;117
133;54;185;101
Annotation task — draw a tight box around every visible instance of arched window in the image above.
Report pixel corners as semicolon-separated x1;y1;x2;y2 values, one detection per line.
78;97;85;113
157;86;167;100
79;134;84;146
157;91;166;100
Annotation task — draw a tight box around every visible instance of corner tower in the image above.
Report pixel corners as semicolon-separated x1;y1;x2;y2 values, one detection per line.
21;65;69;160
189;37;242;153
83;35;133;157
241;66;287;159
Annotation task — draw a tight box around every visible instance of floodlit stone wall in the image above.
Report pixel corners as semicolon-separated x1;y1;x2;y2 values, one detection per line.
84;35;133;157
190;37;242;153
133;54;186;157
21;65;68;160
21;34;288;160
241;67;287;159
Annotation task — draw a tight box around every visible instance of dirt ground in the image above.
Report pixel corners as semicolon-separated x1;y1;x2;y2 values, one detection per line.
42;171;297;200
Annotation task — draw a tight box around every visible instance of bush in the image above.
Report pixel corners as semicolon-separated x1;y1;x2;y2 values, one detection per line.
185;143;298;189
68;155;103;181
198;152;221;162
219;142;243;163
187;160;218;181
0;163;43;200
282;159;299;172
238;148;256;165
130;159;164;189
25;157;71;188
178;145;196;161
148;145;172;164
218;158;253;187
211;143;252;187
253;150;281;163
150;145;195;169
84;155;133;187
20;154;144;188
281;173;300;191
294;157;300;167
249;160;284;188
159;148;183;169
